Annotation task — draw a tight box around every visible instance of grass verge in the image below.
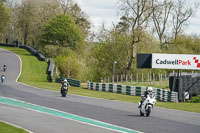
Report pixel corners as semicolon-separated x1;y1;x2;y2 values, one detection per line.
0;121;28;133
1;46;200;113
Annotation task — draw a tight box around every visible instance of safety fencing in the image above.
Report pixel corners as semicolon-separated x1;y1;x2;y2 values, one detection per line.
56;77;81;87
0;43;46;61
19;45;45;61
87;81;178;102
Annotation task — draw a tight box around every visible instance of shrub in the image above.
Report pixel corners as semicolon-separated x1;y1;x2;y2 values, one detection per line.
187;95;200;103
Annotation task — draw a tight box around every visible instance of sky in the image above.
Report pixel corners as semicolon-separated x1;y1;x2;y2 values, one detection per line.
75;0;200;35
76;0;120;32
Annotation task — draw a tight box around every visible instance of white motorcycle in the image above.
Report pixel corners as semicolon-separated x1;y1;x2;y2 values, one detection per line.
138;93;156;117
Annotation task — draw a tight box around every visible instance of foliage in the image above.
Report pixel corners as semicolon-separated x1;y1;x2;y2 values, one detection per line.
2;0;61;45
187;95;200;103
43;45;61;58
68;3;90;37
41;14;84;49
54;49;82;80
166;35;200;54
59;0;91;37
92;29;160;81
42;45;70;58
0;2;10;34
93;30;131;80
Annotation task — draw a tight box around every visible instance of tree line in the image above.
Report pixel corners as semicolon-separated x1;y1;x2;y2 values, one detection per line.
0;0;200;82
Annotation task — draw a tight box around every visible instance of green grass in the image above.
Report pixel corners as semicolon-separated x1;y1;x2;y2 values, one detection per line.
0;121;28;133
156;102;200;113
1;46;200;113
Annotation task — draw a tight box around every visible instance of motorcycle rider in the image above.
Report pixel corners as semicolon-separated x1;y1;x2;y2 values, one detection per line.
3;65;6;72
60;79;70;93
1;75;6;83
138;86;153;108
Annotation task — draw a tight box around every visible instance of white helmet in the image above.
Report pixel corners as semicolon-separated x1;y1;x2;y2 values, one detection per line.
147;86;153;93
64;79;67;83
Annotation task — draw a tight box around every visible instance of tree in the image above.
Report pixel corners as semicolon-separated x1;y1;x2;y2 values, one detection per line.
55;53;81;79
172;0;198;41
59;0;90;37
92;26;160;81
15;0;33;45
152;0;173;48
94;29;132;79
0;0;10;34
166;35;200;54
41;14;83;49
59;0;74;15
10;0;60;45
118;0;154;74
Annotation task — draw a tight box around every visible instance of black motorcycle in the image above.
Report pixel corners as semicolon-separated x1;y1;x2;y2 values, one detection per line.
61;85;68;97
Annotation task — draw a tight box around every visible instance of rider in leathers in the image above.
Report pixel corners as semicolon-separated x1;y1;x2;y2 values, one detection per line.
60;79;70;93
138;86;153;108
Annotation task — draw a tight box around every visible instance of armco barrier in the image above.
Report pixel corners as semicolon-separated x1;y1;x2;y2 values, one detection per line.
0;43;16;47
0;43;46;61
19;45;45;61
87;81;178;102
55;77;81;87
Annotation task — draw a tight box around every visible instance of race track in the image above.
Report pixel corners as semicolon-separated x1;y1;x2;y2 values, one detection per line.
0;48;200;133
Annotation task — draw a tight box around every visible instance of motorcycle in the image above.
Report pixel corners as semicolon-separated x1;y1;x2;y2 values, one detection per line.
3;65;6;72
61;84;68;97
1;75;6;83
138;93;156;117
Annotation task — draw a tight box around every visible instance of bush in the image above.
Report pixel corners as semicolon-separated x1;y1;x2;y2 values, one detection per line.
55;54;80;79
187;95;200;103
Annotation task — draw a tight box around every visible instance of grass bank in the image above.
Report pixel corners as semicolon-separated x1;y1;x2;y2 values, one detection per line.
0;121;28;133
1;46;200;113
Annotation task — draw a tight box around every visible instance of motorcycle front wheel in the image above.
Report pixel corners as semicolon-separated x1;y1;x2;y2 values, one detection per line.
140;110;144;116
61;90;66;97
146;107;151;117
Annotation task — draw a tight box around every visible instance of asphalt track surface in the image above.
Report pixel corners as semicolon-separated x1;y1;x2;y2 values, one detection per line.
0;48;200;133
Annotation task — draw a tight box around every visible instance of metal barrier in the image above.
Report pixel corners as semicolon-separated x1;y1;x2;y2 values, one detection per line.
0;43;46;61
19;45;45;61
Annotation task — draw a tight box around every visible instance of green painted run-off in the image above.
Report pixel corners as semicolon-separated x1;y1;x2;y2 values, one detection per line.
0;97;141;133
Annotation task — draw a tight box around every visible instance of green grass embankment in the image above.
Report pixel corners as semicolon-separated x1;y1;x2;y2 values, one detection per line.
1;46;200;113
0;121;28;133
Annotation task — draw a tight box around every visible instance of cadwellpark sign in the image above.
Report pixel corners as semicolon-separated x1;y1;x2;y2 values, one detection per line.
152;53;200;70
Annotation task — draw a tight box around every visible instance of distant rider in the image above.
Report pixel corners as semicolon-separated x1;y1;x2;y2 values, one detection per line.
3;65;6;72
138;86;153;108
60;79;70;93
1;75;6;83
